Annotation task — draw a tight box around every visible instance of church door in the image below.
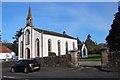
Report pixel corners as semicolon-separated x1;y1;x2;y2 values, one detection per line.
25;48;30;59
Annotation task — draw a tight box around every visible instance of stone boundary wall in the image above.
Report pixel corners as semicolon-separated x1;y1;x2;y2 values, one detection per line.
2;60;16;68
36;54;72;67
101;49;120;71
2;53;80;68
108;51;120;69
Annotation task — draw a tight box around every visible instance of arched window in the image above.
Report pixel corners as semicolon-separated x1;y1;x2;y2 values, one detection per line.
35;39;40;57
25;29;30;45
48;39;52;52
20;41;23;58
58;40;61;56
73;42;75;50
66;41;68;54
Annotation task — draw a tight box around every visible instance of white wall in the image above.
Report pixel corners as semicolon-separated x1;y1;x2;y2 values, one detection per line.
23;26;32;59
0;53;12;60
18;34;23;60
43;34;78;57
18;26;78;59
32;29;41;58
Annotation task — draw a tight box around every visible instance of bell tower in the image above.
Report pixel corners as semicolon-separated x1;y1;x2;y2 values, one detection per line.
26;6;33;27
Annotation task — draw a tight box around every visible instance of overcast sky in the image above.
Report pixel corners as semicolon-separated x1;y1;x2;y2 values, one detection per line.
2;2;118;43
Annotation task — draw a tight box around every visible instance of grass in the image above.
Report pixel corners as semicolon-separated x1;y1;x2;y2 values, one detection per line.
80;54;101;61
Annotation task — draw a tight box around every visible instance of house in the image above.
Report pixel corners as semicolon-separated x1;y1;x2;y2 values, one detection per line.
0;44;16;60
18;6;78;60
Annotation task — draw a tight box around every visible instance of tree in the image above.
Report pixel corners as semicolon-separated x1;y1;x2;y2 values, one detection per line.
77;37;82;50
106;6;120;51
13;28;23;44
12;28;23;56
85;34;99;54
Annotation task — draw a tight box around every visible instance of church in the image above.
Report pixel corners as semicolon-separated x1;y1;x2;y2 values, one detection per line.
18;7;78;60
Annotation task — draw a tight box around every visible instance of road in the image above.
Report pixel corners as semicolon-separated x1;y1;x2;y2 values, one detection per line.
1;61;119;80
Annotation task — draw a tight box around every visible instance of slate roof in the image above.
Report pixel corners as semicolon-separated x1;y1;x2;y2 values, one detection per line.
0;44;12;53
33;27;77;40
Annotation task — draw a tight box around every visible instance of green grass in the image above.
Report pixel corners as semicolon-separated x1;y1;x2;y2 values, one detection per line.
80;54;101;61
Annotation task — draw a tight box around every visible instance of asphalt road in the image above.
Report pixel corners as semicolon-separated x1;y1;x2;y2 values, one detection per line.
1;61;119;80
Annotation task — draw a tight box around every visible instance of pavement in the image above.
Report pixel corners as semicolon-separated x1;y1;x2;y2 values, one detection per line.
79;61;101;67
1;61;119;79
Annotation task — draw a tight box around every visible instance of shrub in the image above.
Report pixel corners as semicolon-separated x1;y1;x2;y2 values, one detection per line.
48;52;56;56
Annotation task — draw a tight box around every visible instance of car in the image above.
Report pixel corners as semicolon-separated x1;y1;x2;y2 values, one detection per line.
11;58;41;73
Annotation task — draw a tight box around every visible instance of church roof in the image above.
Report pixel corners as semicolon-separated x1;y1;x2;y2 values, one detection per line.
33;27;77;40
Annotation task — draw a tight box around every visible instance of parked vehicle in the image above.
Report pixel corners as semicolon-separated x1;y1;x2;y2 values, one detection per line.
11;58;41;73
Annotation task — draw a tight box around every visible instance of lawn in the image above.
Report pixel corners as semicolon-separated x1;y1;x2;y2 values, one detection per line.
80;54;101;61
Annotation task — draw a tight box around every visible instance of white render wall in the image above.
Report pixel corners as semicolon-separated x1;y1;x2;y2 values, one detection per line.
23;26;32;59
18;34;23;60
32;29;42;58
0;53;12;60
18;26;78;60
43;34;78;57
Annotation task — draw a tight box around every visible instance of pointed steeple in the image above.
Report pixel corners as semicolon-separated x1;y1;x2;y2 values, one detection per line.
26;6;33;27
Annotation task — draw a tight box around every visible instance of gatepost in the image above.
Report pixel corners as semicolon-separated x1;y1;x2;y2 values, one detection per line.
101;48;109;68
70;49;80;68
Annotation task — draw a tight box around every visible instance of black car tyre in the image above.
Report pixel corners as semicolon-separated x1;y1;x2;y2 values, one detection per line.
11;68;15;73
24;68;28;73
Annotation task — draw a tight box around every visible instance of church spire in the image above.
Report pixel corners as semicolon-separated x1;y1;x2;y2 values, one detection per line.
26;6;33;27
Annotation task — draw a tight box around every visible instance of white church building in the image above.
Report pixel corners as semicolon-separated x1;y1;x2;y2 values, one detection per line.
18;7;78;60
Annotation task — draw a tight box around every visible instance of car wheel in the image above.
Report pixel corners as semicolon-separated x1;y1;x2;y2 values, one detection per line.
11;68;15;73
24;68;28;73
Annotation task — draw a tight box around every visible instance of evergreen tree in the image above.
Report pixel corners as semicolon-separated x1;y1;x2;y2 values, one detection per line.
77;37;82;50
85;34;99;54
106;6;120;51
12;28;23;56
13;28;23;44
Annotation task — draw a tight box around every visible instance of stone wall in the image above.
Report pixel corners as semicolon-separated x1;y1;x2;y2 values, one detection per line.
36;53;80;68
36;54;72;67
101;49;120;71
108;51;120;70
2;51;80;68
2;61;16;68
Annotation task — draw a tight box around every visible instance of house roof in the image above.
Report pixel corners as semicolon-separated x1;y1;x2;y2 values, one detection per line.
0;44;12;53
33;27;77;40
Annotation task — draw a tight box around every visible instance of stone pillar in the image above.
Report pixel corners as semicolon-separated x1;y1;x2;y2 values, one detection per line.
70;49;79;68
101;48;109;68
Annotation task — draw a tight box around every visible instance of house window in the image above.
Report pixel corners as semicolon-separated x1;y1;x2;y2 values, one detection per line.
58;40;61;56
20;41;23;58
66;41;68;54
48;39;51;52
35;39;39;57
25;29;30;45
73;42;75;50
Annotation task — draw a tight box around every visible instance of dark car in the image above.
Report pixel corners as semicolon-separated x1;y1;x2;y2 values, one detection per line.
11;58;41;73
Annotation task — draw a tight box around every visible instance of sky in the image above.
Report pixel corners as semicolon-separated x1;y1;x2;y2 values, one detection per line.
2;2;118;43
